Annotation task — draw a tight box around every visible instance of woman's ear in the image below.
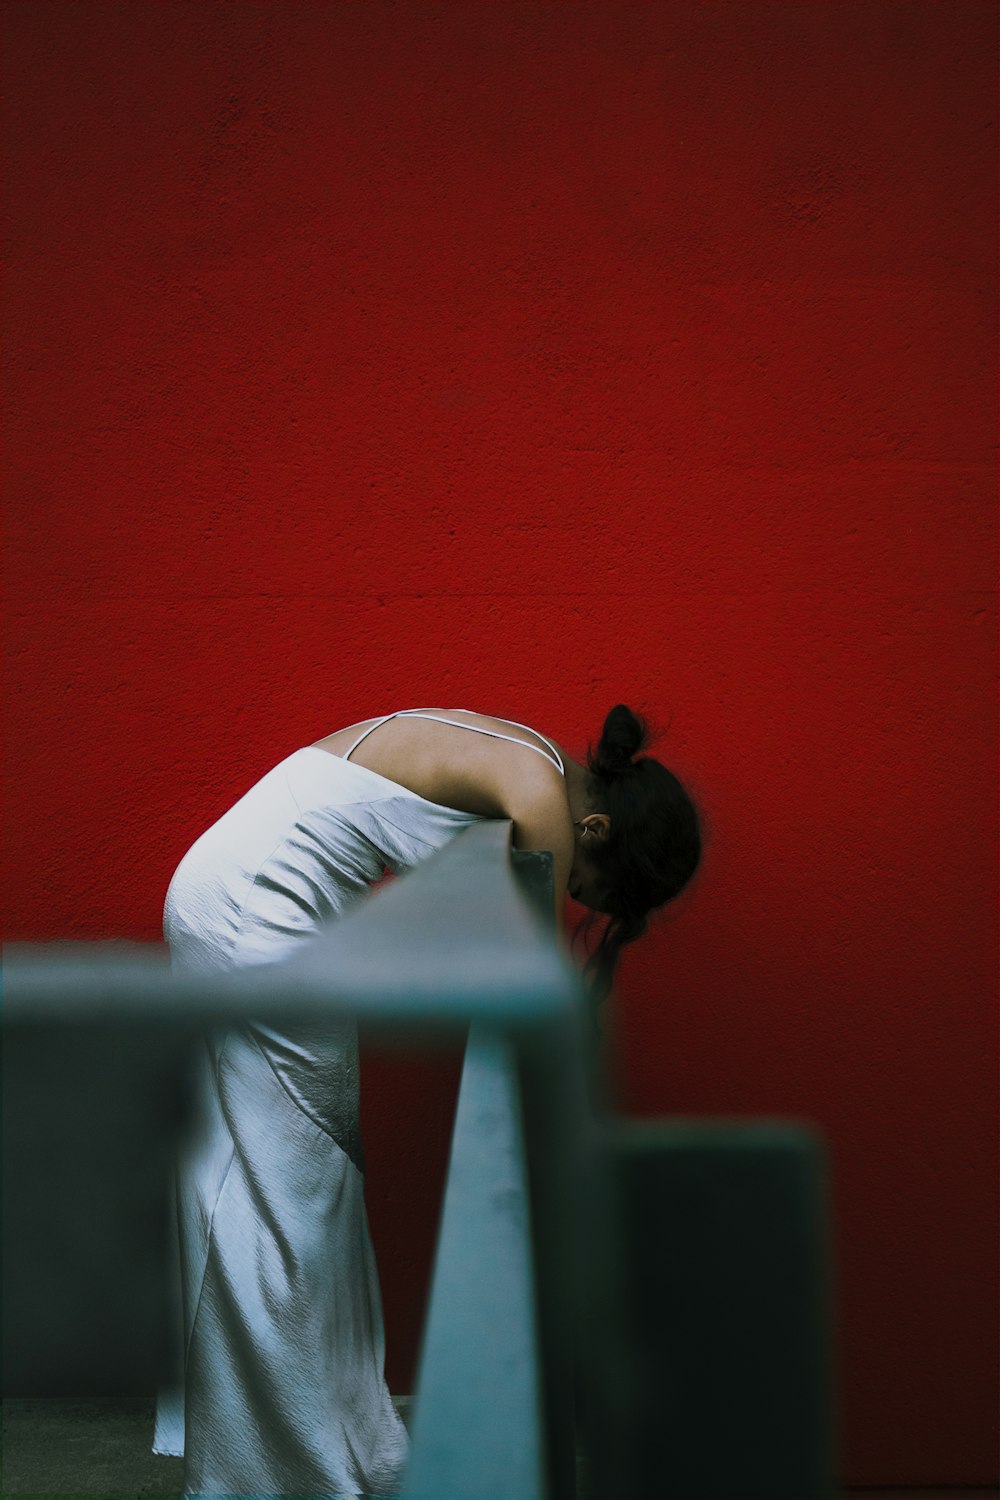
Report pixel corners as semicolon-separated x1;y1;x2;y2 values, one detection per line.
580;813;612;842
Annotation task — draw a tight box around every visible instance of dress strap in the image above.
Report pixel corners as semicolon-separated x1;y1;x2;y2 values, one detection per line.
342;714;396;762
342;709;565;775
396;710;565;775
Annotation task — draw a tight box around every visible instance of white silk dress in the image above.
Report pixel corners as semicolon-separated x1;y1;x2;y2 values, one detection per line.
152;712;565;1499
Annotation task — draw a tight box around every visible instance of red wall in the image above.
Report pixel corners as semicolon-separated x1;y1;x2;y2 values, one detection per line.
4;1;997;1486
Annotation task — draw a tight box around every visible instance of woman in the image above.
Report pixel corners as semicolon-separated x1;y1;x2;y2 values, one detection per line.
153;703;700;1498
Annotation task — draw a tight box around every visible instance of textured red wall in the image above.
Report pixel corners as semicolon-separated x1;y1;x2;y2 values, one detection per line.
4;1;997;1486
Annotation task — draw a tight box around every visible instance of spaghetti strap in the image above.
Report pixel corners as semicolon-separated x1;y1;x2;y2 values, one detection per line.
342;715;394;762
343;710;564;775
480;713;566;774
397;710;564;774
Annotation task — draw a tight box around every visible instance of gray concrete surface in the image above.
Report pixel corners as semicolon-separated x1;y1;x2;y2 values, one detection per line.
1;1396;417;1497
10;1399;984;1500
2;1397;183;1496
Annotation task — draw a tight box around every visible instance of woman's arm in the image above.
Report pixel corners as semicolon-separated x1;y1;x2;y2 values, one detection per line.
506;787;575;929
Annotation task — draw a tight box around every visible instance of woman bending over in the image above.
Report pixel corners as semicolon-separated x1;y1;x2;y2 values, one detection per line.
153;702;700;1499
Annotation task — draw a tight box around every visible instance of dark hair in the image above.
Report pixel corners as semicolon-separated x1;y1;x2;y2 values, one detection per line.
578;704;701;1012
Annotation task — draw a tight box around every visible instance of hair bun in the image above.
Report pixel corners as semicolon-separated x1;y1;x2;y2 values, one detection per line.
593;704;649;776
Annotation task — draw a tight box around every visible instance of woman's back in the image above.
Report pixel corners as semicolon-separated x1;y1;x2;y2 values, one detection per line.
312;706;567;818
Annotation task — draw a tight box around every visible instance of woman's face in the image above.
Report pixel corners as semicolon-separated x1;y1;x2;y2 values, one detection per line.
568;844;613;914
